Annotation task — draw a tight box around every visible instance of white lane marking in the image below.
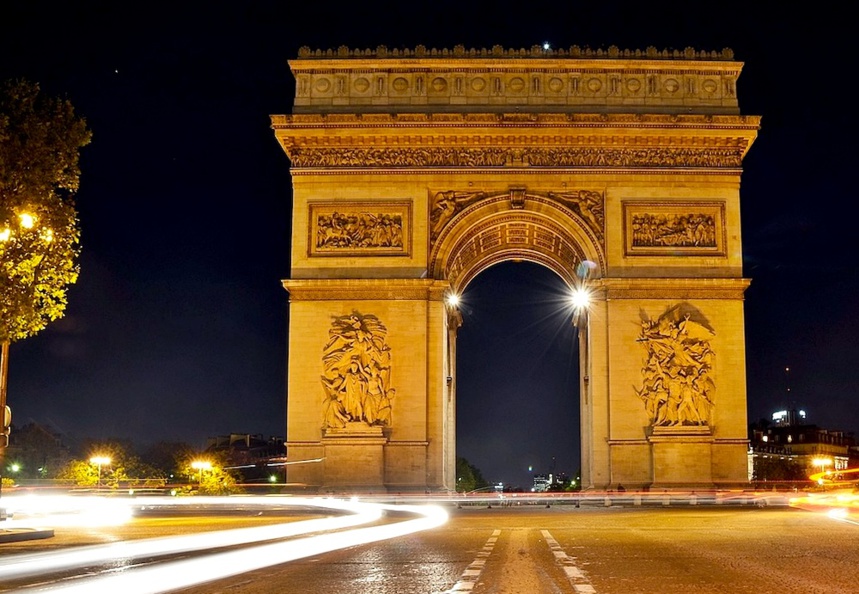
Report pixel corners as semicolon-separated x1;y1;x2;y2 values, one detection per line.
442;529;501;593
542;529;597;593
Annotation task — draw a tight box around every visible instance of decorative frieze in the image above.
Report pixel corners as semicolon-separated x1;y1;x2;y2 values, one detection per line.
285;146;744;169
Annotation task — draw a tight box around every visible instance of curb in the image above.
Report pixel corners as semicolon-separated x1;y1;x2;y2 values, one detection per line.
0;528;55;543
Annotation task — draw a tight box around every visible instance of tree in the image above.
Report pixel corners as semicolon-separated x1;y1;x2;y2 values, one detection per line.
140;441;195;479
177;450;242;495
456;457;489;493
4;422;72;479
56;440;165;489
0;79;91;450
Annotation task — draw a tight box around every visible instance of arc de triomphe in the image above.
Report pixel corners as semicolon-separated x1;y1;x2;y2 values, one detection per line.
272;45;760;492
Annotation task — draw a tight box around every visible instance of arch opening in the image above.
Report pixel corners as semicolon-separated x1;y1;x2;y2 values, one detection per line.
452;260;584;492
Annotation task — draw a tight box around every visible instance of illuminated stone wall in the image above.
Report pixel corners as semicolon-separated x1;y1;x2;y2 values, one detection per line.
275;46;759;491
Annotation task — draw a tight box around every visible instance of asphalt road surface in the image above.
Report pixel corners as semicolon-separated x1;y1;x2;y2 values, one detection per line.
2;501;857;593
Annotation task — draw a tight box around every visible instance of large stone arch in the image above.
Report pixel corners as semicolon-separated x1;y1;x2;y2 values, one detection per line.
274;45;760;492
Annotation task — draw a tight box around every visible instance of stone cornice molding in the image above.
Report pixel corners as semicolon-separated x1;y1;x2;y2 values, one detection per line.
599;277;751;299
272;114;759;169
296;45;736;61
272;112;760;128
283;278;450;301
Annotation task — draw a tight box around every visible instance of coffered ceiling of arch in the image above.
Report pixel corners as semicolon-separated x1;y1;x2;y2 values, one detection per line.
429;194;603;291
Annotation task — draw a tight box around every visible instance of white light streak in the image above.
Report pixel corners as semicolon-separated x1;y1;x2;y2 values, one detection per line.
0;497;448;593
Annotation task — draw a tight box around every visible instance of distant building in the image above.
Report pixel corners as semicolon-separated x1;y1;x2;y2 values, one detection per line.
748;409;856;482
532;474;550;492
205;433;286;474
531;472;571;492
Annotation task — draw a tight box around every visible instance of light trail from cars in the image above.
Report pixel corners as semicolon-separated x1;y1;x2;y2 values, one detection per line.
0;496;448;592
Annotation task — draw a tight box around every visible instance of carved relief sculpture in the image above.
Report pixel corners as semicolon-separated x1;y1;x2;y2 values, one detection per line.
548;190;604;240
635;306;716;427
631;212;716;248
310;202;410;256
321;311;395;429
429;190;486;240
623;202;725;256
287;147;743;169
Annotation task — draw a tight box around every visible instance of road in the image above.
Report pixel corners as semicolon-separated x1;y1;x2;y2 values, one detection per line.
1;496;857;593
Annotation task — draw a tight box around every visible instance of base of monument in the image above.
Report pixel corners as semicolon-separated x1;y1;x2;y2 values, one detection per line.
320;423;388;492
648;424;715;486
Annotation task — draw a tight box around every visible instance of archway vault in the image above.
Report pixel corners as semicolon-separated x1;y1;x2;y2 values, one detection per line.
429;191;605;293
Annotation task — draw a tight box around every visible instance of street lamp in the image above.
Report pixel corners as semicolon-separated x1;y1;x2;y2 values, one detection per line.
191;460;212;485
812;457;832;481
89;456;111;490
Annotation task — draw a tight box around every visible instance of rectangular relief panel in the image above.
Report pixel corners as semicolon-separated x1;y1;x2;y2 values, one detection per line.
309;201;412;257
623;201;726;257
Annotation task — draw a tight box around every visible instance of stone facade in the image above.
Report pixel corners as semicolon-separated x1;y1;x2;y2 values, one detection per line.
273;46;760;492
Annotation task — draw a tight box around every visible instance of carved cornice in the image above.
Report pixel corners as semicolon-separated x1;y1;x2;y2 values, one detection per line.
600;278;751;299
271;114;760;169
272;113;759;128
283;146;744;169
283;278;449;301
297;45;735;61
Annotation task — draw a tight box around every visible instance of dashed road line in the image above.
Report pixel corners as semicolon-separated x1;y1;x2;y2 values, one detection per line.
542;529;597;593
442;529;501;592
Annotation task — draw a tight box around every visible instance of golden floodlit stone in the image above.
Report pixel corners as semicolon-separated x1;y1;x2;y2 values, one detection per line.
273;45;759;492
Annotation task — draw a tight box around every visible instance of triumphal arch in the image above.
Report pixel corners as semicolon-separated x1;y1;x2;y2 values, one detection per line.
272;45;760;492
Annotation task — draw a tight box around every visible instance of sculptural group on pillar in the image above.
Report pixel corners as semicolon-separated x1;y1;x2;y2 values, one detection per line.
635;306;716;427
321;311;394;429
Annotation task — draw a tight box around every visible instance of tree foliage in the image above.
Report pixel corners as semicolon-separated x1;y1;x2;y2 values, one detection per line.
4;422;72;478
456;456;489;493
177;450;243;495
752;456;807;482
0;79;91;343
56;440;165;488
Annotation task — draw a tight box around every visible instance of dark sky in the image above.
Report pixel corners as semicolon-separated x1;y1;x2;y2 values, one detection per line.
2;2;858;488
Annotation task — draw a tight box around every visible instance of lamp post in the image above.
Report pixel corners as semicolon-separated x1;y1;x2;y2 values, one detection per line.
90;456;111;490
191;460;212;486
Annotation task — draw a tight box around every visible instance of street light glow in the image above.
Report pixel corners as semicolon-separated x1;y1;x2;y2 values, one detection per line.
90;456;112;489
445;293;459;307
18;212;35;228
570;287;591;310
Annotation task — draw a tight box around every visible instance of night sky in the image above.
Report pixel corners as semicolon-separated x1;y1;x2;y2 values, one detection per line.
2;2;858;488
